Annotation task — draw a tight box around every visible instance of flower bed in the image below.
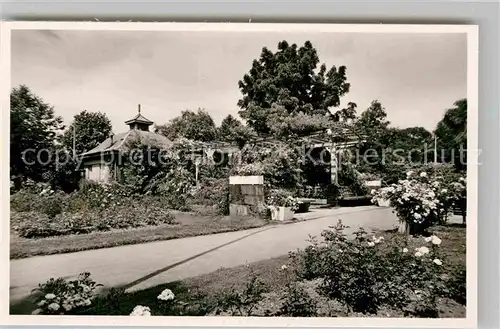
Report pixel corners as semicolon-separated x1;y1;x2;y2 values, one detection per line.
17;223;465;318
11;198;176;239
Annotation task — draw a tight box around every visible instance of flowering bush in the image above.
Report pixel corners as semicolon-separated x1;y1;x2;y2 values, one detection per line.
266;189;300;211
371;165;466;233
31;272;101;315
130;305;151;316
295;220;452;316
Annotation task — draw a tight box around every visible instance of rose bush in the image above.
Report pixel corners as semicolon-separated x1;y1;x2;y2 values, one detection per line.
31;272;101;315
371;165;466;234
293;220;456;317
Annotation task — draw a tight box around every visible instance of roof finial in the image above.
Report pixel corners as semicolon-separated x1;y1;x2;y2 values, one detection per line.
138;104;141;114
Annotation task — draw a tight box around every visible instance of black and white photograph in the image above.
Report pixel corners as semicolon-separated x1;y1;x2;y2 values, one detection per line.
1;22;478;327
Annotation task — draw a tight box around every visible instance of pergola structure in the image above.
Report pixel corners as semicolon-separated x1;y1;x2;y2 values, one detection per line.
192;127;364;186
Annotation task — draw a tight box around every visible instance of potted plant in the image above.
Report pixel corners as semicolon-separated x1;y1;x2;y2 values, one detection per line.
266;189;298;221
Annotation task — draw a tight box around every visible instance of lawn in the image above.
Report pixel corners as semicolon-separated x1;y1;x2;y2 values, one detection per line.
11;224;466;317
10;213;267;259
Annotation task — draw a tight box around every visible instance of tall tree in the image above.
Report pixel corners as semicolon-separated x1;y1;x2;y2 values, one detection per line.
217;114;255;147
355;100;390;139
10;85;64;185
237;40;351;136
434;98;467;170
217;115;243;141
61;110;112;155
156;108;217;142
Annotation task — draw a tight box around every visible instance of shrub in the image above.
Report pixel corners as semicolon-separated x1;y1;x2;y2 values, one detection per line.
12;197;176;239
297;220;448;317
191;178;229;215
214;275;267;316
42;195;64;218
13;212;66;238
279;283;317;317
31;272;102;315
372;165;466;234
446;264;466;305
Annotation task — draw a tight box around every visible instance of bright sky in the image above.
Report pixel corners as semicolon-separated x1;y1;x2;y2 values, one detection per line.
12;29;467;134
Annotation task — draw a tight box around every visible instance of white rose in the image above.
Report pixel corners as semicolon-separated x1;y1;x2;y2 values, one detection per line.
431;235;442;245
402;248;408;253
130;305;151;316
416;246;430;255
45;293;56;300
424;236;432;243
433;259;443;266
367;241;375;247
48;303;60;312
420;172;427;177
415;251;423;257
414;213;422;220
157;289;175;301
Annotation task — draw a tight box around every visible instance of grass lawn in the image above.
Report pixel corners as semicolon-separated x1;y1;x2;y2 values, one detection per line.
11;224;466;317
10;213;267;259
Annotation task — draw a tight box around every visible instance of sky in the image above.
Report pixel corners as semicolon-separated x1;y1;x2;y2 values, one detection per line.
12;29;467;134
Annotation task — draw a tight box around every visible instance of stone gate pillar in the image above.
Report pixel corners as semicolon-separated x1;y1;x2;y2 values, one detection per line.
228;175;265;216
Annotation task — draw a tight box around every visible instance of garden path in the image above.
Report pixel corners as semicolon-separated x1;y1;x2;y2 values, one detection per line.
10;206;398;303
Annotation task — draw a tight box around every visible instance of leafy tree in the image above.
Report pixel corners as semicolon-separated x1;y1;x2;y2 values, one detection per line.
61;110;112;155
331;102;358;123
156;108;217;142
355;100;390;140
10;85;64;186
434;99;467;170
237;40;351;136
217;114;256;147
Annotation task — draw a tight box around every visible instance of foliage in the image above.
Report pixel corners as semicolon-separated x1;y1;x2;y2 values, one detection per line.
435;99;467;170
217;115;256;147
118;138;195;210
266;189;299;210
156;167;195;211
191;177;230;215
11;190;176;239
231;141;305;189
214;275;268;316
31;272;102;315
156;108;217;142
60;110;112;155
278;282;317;317
237;40;352;136
297;221;452;316
338;163;368;196
372;165;466;233
10;85;64;187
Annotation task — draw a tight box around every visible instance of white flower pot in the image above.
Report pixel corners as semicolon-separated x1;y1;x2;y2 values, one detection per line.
270;206;294;221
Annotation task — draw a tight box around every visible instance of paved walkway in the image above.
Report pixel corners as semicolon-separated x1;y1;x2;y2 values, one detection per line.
10;206;398;303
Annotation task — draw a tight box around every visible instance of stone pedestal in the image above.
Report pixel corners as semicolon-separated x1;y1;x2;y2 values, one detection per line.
229;175;265;217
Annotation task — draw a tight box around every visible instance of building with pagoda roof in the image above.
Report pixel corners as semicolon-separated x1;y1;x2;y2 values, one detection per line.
80;105;172;183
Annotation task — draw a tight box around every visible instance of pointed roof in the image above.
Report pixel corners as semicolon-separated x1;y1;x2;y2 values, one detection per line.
124;104;154;125
81;129;172;158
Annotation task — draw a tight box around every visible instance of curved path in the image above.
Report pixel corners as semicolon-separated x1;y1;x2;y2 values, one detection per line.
10;206;398;303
